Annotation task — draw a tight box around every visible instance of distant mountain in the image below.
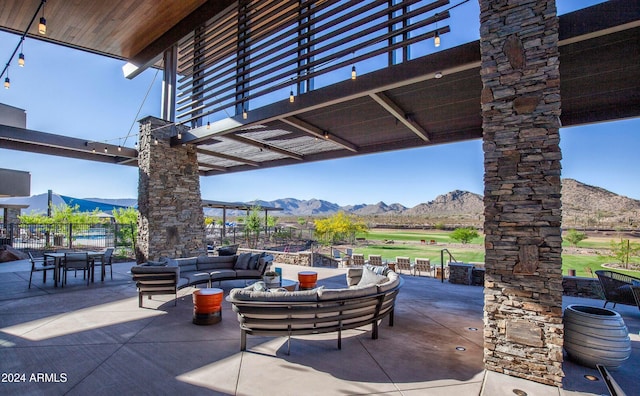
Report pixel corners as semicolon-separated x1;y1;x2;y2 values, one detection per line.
3;180;639;228
343;201;407;215
404;190;484;217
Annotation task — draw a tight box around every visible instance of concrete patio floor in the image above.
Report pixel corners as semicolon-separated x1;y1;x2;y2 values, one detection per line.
0;259;638;396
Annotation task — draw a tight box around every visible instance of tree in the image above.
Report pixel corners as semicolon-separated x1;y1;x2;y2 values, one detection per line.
244;206;263;249
112;207;138;249
565;229;587;247
449;227;479;244
314;212;368;245
609;238;640;269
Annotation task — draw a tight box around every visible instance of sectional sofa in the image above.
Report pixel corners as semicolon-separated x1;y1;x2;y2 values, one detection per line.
226;265;402;353
131;252;272;307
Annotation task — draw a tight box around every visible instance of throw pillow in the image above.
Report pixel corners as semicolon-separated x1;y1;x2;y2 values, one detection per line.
234;252;252;270
253;281;267;291
357;267;388;287
248;253;261;270
364;264;389;276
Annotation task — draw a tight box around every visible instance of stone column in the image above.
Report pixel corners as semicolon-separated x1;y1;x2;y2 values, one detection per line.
136;116;206;262
479;0;563;387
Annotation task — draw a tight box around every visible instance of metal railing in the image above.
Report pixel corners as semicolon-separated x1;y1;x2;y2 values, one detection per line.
439;248;458;283
0;223;136;253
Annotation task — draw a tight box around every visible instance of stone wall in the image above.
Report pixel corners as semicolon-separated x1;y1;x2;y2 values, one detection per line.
480;0;564;387
449;263;474;285
136;116;206;262
562;276;603;299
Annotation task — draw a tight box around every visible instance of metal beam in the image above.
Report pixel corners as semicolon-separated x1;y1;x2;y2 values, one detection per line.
280;116;359;152
196;148;260;166
369;92;430;141
223;134;303;161
0;124;138;163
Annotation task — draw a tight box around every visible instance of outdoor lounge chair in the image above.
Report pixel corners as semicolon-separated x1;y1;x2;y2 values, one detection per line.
595;270;640;311
332;248;350;267
368;255;383;266
351;254;365;266
395;257;411;275
414;258;431;277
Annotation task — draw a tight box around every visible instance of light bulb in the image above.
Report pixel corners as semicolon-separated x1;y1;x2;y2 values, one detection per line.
289;90;295;103
434;31;440;48
3;77;9;89
242;108;248;119
18;53;25;67
177;132;182;139
351;65;356;80
39;17;46;35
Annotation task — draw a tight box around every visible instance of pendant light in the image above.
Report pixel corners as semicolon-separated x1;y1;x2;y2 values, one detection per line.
4;68;9;89
38;0;47;35
289;89;295;103
434;31;440;47
351;65;357;80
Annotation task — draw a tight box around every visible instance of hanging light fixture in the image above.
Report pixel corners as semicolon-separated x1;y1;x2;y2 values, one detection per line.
206;121;210;129
18;40;25;67
289;89;295;103
92;147;96;153
351;65;357;80
153;136;158;145
434;31;440;47
242;101;248;119
104;146;108;153
38;0;47;35
177;131;182;139
3;75;9;89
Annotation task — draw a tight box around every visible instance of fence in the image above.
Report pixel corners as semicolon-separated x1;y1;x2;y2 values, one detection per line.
0;222;136;252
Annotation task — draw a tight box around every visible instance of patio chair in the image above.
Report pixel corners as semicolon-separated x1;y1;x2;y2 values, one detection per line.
414;258;431;277
368;254;383;266
94;248;114;280
395;257;412;275
595;270;640;311
28;251;55;289
351;254;365;266
62;252;91;286
332;248;350;267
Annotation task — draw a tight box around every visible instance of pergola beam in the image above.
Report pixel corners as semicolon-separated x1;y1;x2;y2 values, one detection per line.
223;134;303;161
196;147;260;167
369;92;430;142
281;116;359;153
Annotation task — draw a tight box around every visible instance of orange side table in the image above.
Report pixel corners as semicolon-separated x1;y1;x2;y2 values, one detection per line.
192;288;223;325
298;271;318;290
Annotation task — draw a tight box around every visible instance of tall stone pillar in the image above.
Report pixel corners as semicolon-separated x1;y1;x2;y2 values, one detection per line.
136;116;206;262
479;0;564;387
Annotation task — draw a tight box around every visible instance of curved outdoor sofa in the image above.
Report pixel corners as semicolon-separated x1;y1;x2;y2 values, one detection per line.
226;266;402;353
131;252;273;308
595;270;640;310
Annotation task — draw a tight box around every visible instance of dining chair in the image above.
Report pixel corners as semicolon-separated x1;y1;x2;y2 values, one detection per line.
63;252;91;286
28;251;55;289
94;248;114;280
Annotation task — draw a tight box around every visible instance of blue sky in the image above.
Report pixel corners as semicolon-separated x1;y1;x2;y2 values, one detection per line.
1;0;638;208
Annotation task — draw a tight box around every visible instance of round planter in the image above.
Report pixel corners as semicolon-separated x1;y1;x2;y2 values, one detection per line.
563;304;631;369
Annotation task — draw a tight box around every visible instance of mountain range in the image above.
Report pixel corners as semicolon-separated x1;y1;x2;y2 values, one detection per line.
2;179;639;227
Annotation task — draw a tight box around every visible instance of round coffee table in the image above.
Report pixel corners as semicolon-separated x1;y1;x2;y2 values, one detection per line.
192;288;223;325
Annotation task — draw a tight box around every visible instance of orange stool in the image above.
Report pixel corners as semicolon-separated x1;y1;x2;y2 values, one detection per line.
298;271;318;290
192;288;223;325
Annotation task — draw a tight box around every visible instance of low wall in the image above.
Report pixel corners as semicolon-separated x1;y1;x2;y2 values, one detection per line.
562;276;603;300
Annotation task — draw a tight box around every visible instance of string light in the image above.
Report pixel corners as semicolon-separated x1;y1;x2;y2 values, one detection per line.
351;65;357;80
3;73;9;89
177;131;182;139
207;121;210;129
289;89;295;103
434;31;440;47
18;40;25;67
38;0;47;35
104;146;108;153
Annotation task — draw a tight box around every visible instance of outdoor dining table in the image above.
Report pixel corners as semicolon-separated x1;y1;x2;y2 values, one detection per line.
43;251;106;287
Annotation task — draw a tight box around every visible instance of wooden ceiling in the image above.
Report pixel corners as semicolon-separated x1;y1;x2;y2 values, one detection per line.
0;0;233;62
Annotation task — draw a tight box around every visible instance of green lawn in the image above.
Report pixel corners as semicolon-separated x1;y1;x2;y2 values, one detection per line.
351;229;638;278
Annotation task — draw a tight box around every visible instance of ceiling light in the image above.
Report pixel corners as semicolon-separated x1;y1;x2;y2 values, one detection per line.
351;65;356;80
435;71;443;79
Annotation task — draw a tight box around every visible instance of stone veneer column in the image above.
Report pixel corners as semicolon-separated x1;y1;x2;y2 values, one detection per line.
136;116;206;262
479;0;564;387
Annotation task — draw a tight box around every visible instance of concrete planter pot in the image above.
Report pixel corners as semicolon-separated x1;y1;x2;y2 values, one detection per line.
563;304;631;369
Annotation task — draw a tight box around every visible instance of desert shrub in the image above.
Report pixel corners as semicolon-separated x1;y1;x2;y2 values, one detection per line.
565;229;587;247
449;227;479;244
